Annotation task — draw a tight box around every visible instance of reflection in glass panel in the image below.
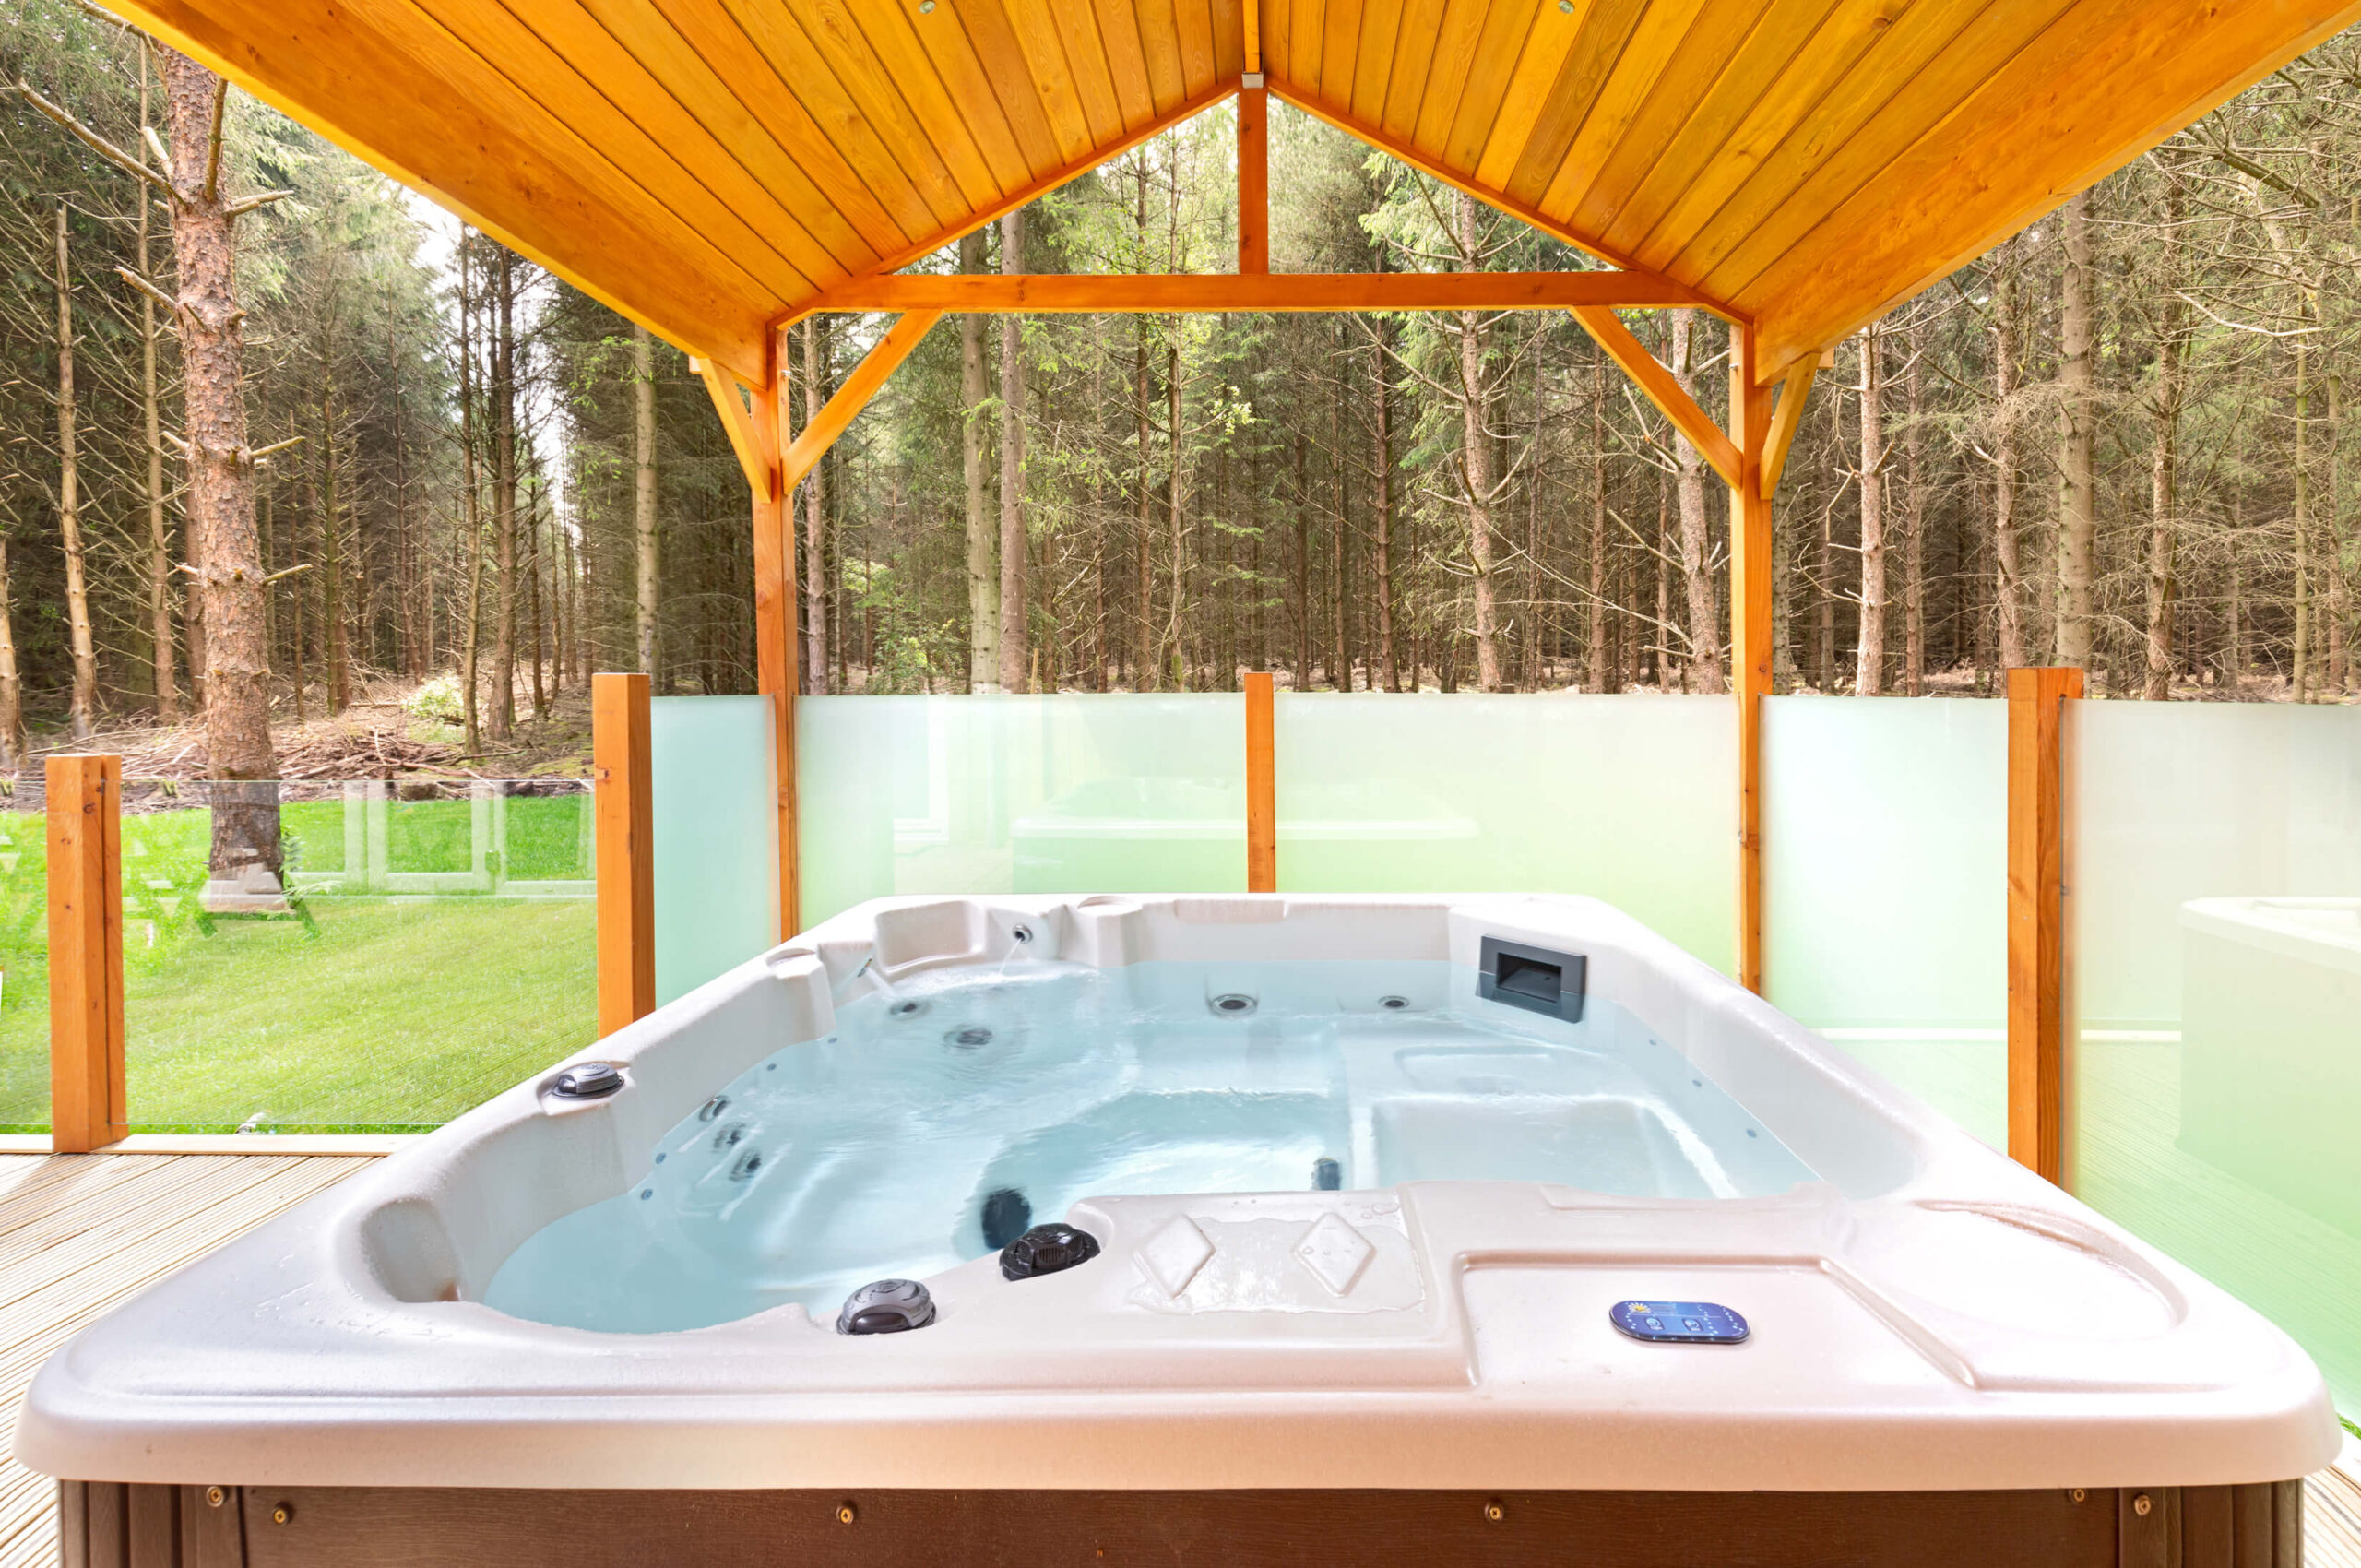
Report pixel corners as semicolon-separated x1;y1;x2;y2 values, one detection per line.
652;695;778;1005
120;778;595;1133
1271;693;1735;975
1764;696;2007;1148
797;695;1249;926
2068;702;2361;1416
0;779;45;1131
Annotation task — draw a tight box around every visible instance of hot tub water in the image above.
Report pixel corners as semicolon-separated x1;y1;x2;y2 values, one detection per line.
483;959;1813;1332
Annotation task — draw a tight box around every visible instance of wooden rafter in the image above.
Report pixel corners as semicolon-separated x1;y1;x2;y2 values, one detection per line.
779;311;945;495
692;359;777;500
1266;79;1728;321
1569;305;1740;490
791;270;1702;320
1759;359;1820;501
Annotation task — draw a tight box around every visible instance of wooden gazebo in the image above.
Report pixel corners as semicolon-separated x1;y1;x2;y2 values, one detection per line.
99;0;2361;1175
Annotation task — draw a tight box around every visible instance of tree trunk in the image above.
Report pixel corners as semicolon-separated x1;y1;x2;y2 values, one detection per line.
0;530;20;769
1904;321;1926;695
802;317;830;695
459;238;485;753
1669;310;1724;693
491;249;517;739
2055;189;2096;670
138;49;178;723
1855;322;1885;695
1456;195;1501;691
52;205;98;741
1993;234;2026;670
2294;338;2312;702
632;323;660;681
318;376;350;714
162;51;279;885
2143;175;2189;702
1372;325;1399;692
1163;335;1185;687
998;208;1028;694
1587;355;1609;693
959;231;996;691
1330;332;1349;689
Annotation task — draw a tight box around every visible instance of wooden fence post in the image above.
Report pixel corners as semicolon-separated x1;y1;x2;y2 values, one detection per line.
2007;666;2082;1183
48;754;124;1153
1245;672;1276;894
593;672;655;1037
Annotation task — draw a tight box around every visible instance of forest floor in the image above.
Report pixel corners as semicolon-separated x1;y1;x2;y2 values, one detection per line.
14;671;598;783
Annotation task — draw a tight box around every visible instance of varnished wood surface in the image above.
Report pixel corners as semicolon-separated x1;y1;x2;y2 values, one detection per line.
2006;666;2082;1182
1244;671;1275;892
591;672;656;1038
89;0;2361;382
44;755;123;1156
0;1153;378;1568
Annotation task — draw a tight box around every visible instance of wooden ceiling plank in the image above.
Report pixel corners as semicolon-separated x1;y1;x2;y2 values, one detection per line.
953;0;1086;172
884;0;1037;190
1048;0;1128;144
1173;0;1221;99
1268;77;1734;309
1570;303;1742;486
1592;0;1835;255
1472;0;1584;189
578;0;901;264
1289;0;1329;98
1087;0;1161;127
410;0;821;301
1262;0;1293;80
992;0;1102;159
1410;0;1502;160
1348;0;1404;123
1134;0;1192;116
775;0;998;217
1500;0;1647;206
1626;0;1937;276
802;79;1239;302
1209;0;1247;79
1320;0;1367;108
1377;0;1448;141
706;0;967;236
1536;0;1718;222
1688;0;2062;291
101;0;776;374
803;267;1706;312
1745;0;2361;370
1443;0;1549;172
1551;0;1762;235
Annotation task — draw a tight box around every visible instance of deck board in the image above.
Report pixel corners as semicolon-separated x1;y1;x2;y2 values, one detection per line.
0;1153;376;1568
1;1149;2358;1565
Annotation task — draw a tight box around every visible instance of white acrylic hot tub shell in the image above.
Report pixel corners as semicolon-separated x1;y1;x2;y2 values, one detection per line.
14;894;2339;1492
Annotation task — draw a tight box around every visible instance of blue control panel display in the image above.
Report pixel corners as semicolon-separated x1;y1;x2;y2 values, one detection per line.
1610;1300;1750;1345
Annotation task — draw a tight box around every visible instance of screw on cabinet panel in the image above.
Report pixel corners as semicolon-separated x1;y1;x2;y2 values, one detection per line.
271;1503;293;1525
2070;1489;2086;1503
2132;1493;2153;1517
1483;1502;1505;1523
836;1503;857;1526
205;1486;225;1508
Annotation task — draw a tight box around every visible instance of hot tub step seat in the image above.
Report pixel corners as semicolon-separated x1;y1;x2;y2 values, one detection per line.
57;1478;2303;1568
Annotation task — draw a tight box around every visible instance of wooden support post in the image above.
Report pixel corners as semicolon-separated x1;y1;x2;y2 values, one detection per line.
1245;671;1276;893
2008;666;2082;1184
757;335;800;940
47;754;124;1152
1238;84;1268;275
593;673;655;1036
1728;326;1774;994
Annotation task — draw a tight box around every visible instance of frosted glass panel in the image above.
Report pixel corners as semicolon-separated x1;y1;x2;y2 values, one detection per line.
1763;696;2006;1148
2068;701;2361;1416
0;784;43;1131
797;695;1247;927
1271;693;1735;974
652;695;779;1004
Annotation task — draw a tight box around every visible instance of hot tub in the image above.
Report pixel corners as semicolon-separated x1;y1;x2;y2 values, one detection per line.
17;895;2335;1566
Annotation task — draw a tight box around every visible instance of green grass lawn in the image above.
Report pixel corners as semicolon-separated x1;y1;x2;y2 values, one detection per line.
0;793;595;1132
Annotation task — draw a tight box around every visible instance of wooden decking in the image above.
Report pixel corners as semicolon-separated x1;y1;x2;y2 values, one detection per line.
0;1152;377;1568
2;1150;2358;1566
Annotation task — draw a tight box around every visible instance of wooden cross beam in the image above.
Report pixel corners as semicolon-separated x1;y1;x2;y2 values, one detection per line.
779;310;943;494
1569;303;1741;490
785;270;1705;322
